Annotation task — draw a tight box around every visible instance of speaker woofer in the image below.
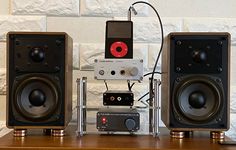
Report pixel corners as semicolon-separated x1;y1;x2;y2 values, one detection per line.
173;76;223;123
14;76;59;121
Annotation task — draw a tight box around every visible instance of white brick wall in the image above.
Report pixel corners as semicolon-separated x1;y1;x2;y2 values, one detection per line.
231;86;236;113
0;16;46;41
80;0;149;17
114;17;183;42
148;44;162;71
73;43;80;70
231;46;236;86
0;96;6;121
79;43;104;70
0;69;6;95
184;18;236;45
0;1;9;15
47;17;109;43
0;0;235;137
133;17;183;42
226;114;236;139
0;43;6;68
12;0;80;16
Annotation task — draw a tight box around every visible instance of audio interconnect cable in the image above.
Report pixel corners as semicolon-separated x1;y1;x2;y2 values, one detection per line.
128;1;164;105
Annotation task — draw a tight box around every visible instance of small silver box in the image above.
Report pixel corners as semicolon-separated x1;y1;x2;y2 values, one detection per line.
94;59;143;81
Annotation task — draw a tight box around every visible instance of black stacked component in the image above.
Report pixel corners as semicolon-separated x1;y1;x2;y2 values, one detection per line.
97;108;140;132
103;90;134;106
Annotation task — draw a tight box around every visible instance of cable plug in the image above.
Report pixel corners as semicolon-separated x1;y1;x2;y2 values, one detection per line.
128;5;138;21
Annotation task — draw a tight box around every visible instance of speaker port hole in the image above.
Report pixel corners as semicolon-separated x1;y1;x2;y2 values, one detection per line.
111;70;115;75
120;70;125;75
110;96;115;101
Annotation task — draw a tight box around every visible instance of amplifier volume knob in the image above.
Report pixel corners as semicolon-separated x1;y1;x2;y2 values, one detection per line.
125;118;136;131
129;67;139;76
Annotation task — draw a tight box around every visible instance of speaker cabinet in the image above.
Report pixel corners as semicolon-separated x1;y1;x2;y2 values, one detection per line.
161;32;230;131
105;21;133;59
6;32;73;130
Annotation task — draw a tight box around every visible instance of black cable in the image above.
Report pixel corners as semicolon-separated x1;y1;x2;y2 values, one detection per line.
104;80;108;91
129;1;164;85
144;71;162;77
128;71;161;91
129;1;164;104
144;94;155;104
127;80;136;91
135;92;150;109
135;101;148;109
137;92;149;101
130;82;135;89
127;80;131;91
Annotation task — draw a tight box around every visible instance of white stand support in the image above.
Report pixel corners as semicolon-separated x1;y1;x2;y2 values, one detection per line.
76;77;87;137
149;78;161;137
153;79;161;137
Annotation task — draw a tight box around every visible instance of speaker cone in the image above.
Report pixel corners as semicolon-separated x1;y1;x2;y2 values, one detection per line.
14;76;59;120
173;76;223;123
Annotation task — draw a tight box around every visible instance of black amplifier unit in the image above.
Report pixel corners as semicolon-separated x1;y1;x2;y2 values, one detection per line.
97;108;140;132
103;90;134;106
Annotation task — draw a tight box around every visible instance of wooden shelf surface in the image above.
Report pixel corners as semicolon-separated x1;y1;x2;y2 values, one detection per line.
0;126;235;150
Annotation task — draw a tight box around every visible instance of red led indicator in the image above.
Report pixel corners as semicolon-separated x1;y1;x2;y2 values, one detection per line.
102;117;107;124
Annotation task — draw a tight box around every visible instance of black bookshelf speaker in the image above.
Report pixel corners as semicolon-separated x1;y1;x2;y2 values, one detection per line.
6;32;73;130
161;32;230;131
105;20;133;59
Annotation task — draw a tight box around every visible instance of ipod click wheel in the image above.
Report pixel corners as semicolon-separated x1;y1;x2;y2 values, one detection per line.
94;59;143;80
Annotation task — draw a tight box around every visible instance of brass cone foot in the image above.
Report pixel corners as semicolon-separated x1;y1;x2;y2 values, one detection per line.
51;129;65;137
170;131;185;138
13;129;27;137
210;131;225;139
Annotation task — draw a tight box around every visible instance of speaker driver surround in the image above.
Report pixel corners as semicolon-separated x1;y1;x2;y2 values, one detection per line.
14;76;59;120
173;76;223;123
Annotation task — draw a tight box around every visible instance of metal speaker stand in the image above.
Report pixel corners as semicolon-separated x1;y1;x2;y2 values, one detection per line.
76;77;87;137
149;78;161;138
